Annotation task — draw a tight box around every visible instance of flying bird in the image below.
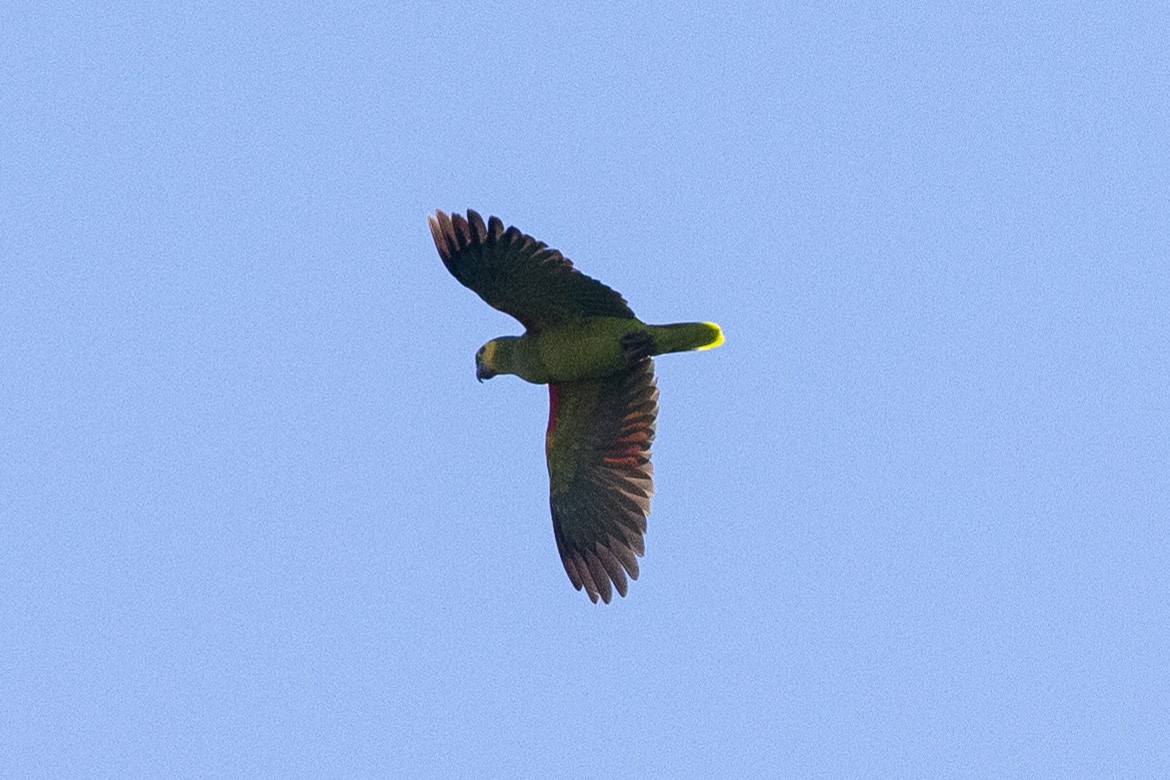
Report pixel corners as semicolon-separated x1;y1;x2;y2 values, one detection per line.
429;210;723;603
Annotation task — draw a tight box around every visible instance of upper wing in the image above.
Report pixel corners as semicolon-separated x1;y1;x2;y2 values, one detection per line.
545;359;658;603
428;209;636;330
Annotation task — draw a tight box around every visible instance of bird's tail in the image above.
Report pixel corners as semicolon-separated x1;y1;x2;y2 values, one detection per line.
647;322;725;355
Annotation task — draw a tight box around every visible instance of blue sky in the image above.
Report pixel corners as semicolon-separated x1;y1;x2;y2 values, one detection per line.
2;2;1167;777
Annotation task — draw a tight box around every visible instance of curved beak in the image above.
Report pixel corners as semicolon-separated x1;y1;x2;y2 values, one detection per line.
475;356;494;383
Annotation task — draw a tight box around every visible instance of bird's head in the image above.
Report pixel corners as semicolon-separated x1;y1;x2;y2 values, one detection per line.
475;340;500;382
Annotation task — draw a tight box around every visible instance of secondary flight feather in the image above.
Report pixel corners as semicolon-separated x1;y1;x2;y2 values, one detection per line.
429;209;723;603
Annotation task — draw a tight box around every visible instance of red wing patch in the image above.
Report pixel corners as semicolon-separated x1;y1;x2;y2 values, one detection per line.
547;383;562;436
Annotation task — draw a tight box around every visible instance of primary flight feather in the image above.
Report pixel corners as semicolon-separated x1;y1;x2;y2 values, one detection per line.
429;210;723;603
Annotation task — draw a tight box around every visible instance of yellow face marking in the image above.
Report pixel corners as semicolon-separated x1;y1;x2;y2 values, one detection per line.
481;340;498;368
696;322;725;350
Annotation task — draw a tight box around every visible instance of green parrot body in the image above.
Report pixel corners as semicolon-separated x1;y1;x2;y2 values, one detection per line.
429;209;723;603
483;319;723;384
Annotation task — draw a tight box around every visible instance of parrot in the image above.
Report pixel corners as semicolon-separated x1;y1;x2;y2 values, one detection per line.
429;209;723;603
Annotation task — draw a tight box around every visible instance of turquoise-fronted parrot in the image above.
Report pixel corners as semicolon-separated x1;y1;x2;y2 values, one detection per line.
429;210;723;603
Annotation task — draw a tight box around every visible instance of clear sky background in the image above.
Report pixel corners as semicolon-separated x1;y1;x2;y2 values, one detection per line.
2;2;1167;777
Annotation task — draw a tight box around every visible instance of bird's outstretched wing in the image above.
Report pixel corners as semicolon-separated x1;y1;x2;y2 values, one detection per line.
428;209;635;331
546;359;658;603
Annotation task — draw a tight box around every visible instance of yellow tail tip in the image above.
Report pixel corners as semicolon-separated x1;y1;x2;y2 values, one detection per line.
696;322;725;350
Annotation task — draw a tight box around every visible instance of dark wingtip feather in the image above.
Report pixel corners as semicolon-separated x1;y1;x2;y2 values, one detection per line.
487;215;505;238
428;212;450;260
575;554;602;604
607;535;640;580
563;555;585;592
451;212;472;246
595;544;629;597
467;209;488;243
583;550;613;604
